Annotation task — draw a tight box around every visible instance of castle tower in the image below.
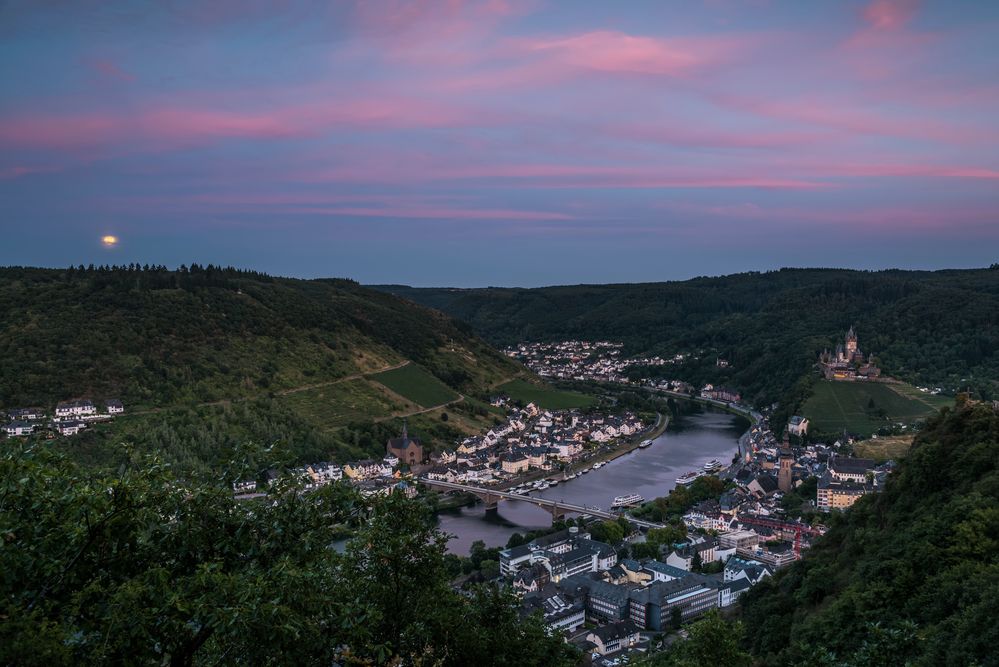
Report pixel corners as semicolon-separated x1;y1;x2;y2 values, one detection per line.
778;447;793;493
845;326;858;356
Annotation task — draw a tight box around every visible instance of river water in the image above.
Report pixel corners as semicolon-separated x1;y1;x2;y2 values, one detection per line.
437;408;749;555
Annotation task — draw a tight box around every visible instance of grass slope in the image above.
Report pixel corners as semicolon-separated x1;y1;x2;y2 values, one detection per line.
497;378;596;410
853;435;915;461
803;380;951;436
369;363;460;408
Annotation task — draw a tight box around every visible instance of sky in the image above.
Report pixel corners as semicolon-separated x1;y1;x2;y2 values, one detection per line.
1;0;997;286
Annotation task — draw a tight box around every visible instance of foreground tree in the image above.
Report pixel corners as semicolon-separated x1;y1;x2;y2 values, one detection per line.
1;444;575;666
643;611;751;667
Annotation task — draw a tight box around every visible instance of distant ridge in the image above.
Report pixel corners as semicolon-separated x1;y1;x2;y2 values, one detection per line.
375;267;999;422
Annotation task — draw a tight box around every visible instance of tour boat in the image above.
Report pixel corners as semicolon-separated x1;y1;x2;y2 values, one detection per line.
675;471;701;486
537;482;550;490
702;459;723;472
611;493;645;508
638;439;653;448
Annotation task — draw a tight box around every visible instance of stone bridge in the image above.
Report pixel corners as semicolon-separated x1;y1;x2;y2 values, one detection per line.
420;478;664;528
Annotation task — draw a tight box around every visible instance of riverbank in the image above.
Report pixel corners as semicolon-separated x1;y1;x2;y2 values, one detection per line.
436;409;745;554
492;411;669;491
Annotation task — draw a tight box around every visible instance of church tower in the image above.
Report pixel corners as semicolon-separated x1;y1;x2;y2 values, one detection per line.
778;446;793;493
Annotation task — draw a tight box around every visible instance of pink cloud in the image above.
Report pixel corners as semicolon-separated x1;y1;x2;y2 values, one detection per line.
862;0;919;30
305;160;827;190
87;58;135;83
0;95;508;151
690;200;998;235
0;165;59;179
289;205;573;221
708;92;986;145
514;30;745;76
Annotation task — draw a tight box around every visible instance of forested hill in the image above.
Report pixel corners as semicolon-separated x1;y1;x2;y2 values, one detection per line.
740;400;999;666
0;265;517;409
377;268;999;406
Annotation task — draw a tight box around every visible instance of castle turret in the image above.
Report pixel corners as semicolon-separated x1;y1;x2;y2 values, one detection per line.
845;326;858;355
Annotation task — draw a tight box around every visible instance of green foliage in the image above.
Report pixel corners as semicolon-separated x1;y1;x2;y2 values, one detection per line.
0;266;520;473
780;476;819;520
381;268;999;409
496;378;597;409
741;404;999;666
589;519;627;544
645;611;752;666
633;475;728;523
0;444;575;666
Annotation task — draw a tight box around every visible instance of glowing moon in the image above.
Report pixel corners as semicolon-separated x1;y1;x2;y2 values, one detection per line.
102;235;119;247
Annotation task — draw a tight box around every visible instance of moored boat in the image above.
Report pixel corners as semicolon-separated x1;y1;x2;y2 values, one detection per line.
675;471;701;486
611;493;645;508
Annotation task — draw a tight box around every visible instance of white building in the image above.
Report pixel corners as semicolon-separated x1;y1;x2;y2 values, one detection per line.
3;421;34;437
55;420;86;436
55;400;96;418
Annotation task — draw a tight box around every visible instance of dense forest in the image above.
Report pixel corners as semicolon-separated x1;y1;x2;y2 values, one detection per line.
0;265;520;474
740;400;999;666
379;268;999;411
0;443;576;666
0;265;516;407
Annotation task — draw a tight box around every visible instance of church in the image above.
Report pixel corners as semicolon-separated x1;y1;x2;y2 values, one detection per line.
818;327;881;381
386;421;425;466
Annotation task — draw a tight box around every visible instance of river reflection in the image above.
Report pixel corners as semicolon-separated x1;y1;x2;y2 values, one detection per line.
436;408;748;555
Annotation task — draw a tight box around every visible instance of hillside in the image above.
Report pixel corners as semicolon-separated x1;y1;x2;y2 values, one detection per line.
802;379;951;438
378;268;999;420
740;401;999;666
0;265;523;473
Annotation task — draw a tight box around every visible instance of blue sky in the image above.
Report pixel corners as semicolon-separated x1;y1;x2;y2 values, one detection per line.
1;0;997;286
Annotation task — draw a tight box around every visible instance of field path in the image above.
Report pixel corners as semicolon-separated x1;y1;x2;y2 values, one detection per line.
275;360;411;396
127;360;413;416
374;394;465;423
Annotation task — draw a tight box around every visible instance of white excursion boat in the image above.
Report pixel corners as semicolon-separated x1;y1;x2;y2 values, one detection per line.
537;482;550;490
639;439;653;448
611;493;645;508
702;459;723;472
675;471;701;486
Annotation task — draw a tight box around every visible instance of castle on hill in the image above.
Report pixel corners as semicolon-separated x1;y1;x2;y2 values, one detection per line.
818;327;882;381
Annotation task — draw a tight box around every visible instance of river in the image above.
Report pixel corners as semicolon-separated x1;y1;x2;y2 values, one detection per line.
436;408;749;555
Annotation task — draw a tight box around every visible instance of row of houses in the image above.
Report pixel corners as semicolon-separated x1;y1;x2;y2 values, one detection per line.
504;340;681;385
3;398;125;438
424;404;644;486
